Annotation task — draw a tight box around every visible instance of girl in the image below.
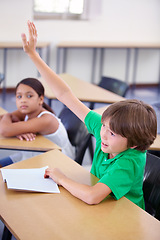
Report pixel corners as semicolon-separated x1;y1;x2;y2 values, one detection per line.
0;78;75;166
21;21;157;207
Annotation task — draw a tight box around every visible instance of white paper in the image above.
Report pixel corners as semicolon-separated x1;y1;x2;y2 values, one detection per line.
1;166;60;193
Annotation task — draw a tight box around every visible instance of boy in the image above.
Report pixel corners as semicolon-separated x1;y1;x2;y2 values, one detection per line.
21;21;157;208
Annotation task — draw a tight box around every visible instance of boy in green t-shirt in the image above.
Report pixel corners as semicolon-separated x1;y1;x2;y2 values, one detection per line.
21;21;157;208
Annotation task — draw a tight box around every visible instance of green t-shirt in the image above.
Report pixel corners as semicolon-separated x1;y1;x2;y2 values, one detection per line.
84;110;146;209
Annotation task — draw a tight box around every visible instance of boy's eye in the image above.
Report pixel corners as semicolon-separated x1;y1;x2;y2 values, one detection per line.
110;131;115;136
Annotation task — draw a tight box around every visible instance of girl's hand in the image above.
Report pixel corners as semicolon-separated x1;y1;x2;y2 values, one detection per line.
21;20;37;55
16;133;36;141
44;168;66;185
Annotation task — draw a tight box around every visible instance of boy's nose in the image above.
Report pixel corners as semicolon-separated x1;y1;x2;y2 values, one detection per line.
101;130;107;140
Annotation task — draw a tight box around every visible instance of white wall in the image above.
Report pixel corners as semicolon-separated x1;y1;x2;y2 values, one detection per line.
0;0;160;87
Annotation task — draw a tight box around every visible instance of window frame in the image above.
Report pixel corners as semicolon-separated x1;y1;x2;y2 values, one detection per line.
33;0;87;20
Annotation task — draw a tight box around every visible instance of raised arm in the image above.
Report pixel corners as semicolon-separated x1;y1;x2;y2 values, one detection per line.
21;21;90;122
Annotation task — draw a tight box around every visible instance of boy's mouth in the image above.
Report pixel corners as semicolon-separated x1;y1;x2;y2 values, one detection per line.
101;141;108;147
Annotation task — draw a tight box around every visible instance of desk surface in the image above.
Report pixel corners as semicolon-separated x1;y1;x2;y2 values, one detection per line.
0;107;60;151
0;107;7;115
0;41;50;48
149;134;160;151
0;149;160;240
57;41;160;48
39;73;124;104
0;134;60;151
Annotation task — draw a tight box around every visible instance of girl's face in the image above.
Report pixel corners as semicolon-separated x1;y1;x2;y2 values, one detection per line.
16;84;43;116
100;118;128;158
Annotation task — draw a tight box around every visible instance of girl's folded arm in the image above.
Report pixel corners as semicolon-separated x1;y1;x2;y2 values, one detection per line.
0;114;57;137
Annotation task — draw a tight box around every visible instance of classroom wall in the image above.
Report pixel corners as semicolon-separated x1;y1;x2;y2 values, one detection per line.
0;0;160;87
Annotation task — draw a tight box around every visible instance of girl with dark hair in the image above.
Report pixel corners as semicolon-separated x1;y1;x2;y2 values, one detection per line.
0;78;75;166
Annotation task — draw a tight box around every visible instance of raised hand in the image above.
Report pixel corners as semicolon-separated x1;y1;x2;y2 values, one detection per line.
21;20;38;55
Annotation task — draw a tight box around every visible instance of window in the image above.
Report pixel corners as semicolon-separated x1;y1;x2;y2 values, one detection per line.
33;0;86;20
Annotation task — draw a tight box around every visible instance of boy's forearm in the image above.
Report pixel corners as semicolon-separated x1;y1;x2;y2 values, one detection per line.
60;176;95;205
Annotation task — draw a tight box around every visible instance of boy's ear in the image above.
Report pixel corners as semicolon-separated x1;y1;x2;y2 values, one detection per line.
130;146;137;149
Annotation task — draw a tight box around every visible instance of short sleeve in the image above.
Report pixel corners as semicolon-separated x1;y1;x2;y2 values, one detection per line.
84;111;102;139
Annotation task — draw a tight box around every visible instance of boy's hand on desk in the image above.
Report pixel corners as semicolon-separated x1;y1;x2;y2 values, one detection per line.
44;168;66;185
16;133;36;141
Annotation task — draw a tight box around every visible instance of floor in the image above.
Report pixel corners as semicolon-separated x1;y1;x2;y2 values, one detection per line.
0;85;160;239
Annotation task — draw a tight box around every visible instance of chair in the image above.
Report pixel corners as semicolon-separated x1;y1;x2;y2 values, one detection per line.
0;73;4;85
143;152;160;220
58;107;93;165
2;226;12;240
89;76;129;109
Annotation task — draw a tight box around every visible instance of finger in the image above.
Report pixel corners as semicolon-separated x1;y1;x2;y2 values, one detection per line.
25;134;34;141
44;173;49;178
27;20;34;39
17;135;23;141
32;22;38;37
20;134;30;141
26;133;35;141
21;33;28;48
44;168;50;178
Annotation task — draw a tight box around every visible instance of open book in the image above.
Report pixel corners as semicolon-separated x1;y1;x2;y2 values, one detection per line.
1;166;60;193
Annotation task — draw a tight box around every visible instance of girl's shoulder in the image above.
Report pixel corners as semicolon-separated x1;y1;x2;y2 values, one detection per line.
37;111;55;118
37;111;60;124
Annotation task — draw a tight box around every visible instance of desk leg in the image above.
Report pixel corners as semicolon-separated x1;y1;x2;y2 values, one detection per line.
56;47;67;73
125;48;131;83
2;225;12;240
91;48;97;83
132;48;139;88
56;47;61;73
37;48;42;77
63;48;67;73
158;49;160;90
2;48;7;101
99;48;104;83
46;45;50;66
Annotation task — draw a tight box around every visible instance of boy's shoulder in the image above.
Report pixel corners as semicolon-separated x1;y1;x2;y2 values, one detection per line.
117;148;146;168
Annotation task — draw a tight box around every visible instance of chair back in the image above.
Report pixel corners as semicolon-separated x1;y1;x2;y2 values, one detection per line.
143;152;160;220
89;76;129;109
0;73;4;84
58;107;91;165
99;76;129;97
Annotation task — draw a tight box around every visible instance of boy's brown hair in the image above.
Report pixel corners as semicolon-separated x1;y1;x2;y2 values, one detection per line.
102;99;157;151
